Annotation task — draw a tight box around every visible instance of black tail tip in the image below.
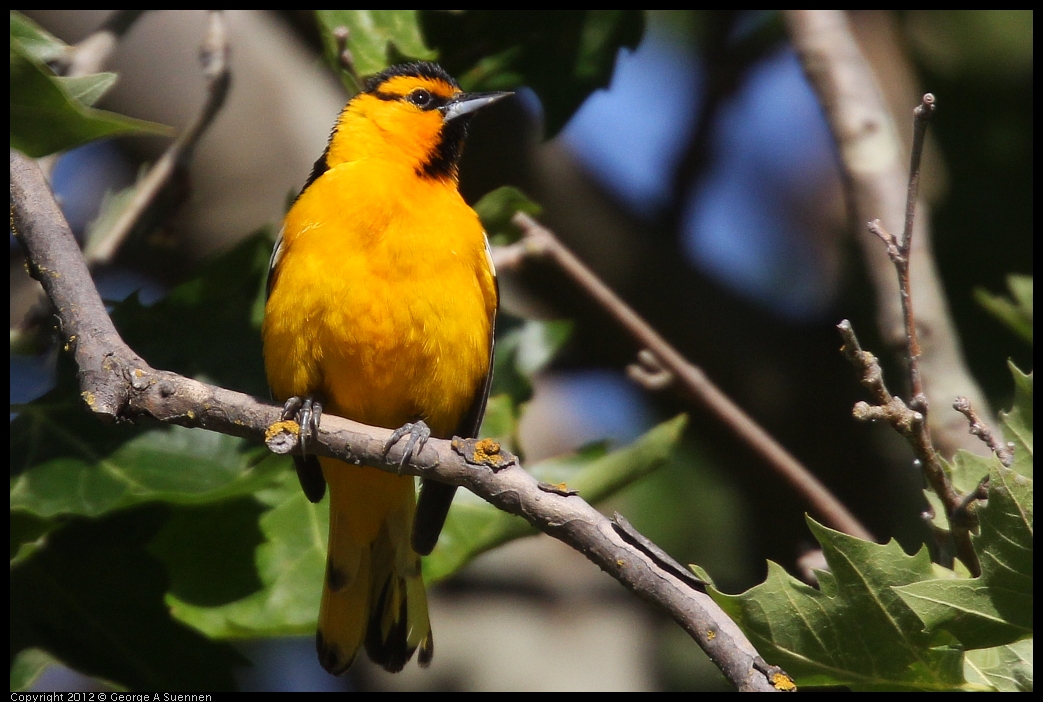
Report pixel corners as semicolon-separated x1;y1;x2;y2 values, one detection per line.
316;629;354;676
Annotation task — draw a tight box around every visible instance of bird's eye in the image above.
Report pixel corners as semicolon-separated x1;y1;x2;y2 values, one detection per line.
408;89;433;108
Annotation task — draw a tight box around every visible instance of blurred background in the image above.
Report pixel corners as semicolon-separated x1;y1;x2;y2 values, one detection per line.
13;10;1032;691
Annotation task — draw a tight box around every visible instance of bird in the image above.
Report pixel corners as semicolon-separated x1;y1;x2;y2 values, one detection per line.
262;61;505;674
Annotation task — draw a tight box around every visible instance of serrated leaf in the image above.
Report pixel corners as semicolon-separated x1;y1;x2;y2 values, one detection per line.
10;41;170;158
1000;364;1032;478
473;185;542;244
964;638;1033;691
896;464;1033;649
10;506;245;690
423;414;687;582
974;275;1032;344
925;449;994;533
315;10;437;92
168;468;326;638
709;519;968;690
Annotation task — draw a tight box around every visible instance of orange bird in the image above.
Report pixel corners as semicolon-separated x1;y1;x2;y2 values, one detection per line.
262;62;504;673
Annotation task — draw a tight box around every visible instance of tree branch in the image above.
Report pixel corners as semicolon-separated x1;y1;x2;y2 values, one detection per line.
508;211;874;543
82;10;231;266
10;148;786;692
784;10;993;459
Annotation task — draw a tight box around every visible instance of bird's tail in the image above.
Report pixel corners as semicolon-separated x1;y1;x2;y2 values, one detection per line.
316;458;433;674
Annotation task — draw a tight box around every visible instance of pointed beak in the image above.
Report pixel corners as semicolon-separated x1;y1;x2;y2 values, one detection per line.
441;91;513;122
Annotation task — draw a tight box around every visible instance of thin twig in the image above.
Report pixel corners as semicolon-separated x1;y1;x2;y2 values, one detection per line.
11;148;784;692
953;397;1015;467
626;349;674;391
897;93;936;414
510;212;874;543
82;11;231;266
837;320;979;575
785;10;993;459
332;25;362;90
63;10;146;78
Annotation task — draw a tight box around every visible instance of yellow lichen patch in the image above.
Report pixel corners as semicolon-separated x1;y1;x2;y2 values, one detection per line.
474;437;499;459
451;436;516;470
266;419;300;442
772;672;797;692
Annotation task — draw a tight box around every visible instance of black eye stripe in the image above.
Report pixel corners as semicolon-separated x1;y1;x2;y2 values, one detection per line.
370;88;449;111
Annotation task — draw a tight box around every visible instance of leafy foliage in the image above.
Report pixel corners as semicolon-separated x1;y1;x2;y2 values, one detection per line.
11;505;245;690
315;10;437;93
422;10;645;137
709;522;968;690
10;11;169;157
310;10;644;138
975;274;1032;345
704;365;1033;691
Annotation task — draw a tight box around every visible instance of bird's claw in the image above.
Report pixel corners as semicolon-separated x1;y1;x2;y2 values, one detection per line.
383;420;431;474
283;396;322;454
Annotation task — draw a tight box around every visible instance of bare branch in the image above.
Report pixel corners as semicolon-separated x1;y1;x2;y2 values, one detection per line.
510;212;874;543
82;11;231;266
785;10;993;458
63;10;146;78
953;397;1015;467
332;25;362;90
10;148;784;693
626;349;674;391
837;320;978;575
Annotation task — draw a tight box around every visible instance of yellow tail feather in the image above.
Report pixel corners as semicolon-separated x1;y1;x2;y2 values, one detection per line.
316;458;433;674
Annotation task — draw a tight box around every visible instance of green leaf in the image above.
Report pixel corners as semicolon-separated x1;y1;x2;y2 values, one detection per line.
10;648;62;692
423;414;687;582
974;274;1032;344
10;10;68;64
10;40;170;158
110;231;274;396
148;499;268;608
315;10;437;92
57;72;118;107
1000;364;1032;478
709;519;970;690
422;10;645;136
10;506;245;690
473;185;542;244
10;233;278;517
896;463;1033;650
10;405;280;518
167;468;326;638
491;316;573;405
964;639;1033;692
10;510;58;566
925;449;994;534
